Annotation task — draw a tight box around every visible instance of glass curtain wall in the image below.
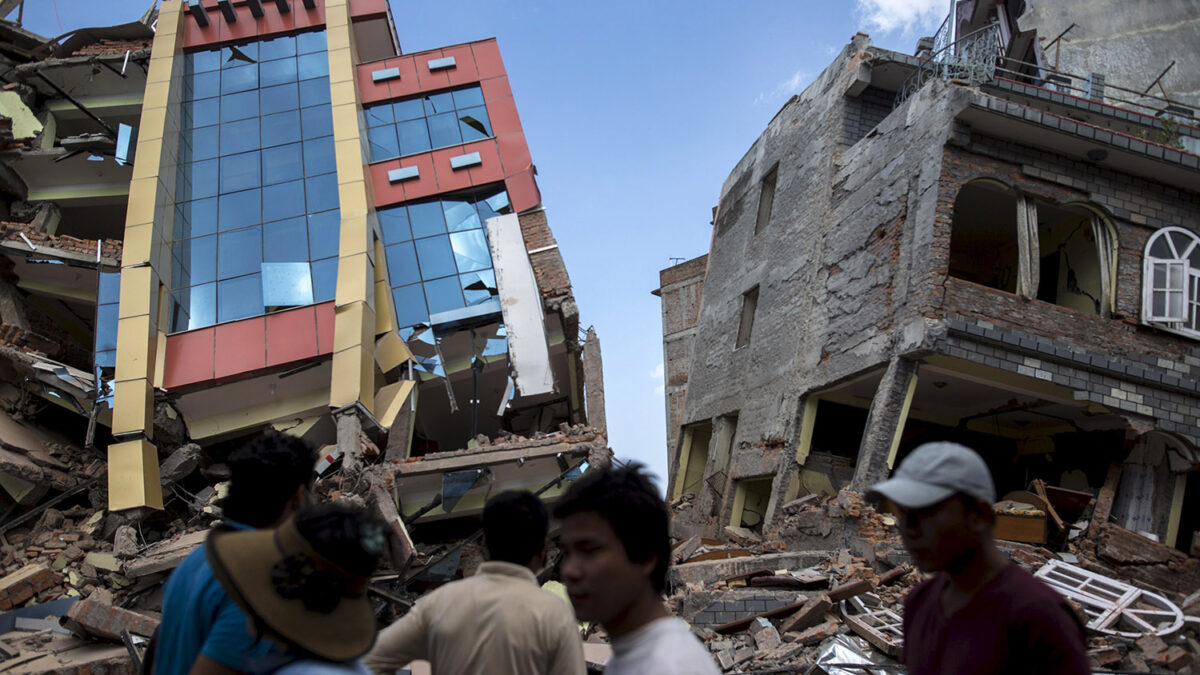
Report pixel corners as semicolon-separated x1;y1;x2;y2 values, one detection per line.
365;85;493;162
170;30;339;333
380;187;509;329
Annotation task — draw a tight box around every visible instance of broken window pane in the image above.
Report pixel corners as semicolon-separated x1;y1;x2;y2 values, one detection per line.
368;125;399;160
460;270;497;306
450;230;491;273
423;92;455;116
443;200;480;232
262;262;314;308
458;106;491;142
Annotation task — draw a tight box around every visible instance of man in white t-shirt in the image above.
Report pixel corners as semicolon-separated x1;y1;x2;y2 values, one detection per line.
555;464;720;675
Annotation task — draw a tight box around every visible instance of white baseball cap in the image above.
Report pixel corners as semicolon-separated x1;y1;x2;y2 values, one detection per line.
867;442;996;508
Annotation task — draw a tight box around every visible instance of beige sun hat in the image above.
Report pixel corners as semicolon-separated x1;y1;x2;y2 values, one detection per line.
205;516;377;662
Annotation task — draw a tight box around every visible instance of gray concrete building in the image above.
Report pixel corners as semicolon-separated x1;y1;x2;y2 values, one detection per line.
658;0;1200;556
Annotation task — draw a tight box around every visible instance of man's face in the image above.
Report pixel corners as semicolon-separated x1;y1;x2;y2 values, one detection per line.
558;511;654;626
896;496;980;573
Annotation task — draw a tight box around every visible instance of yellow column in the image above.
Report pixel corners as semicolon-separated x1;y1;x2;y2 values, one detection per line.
326;0;378;413
109;0;184;510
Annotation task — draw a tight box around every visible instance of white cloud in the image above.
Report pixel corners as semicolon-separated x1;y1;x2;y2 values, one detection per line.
650;362;665;396
649;362;664;380
755;69;811;106
857;0;947;35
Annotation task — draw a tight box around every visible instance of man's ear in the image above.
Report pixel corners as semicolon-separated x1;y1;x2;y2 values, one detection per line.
638;553;659;580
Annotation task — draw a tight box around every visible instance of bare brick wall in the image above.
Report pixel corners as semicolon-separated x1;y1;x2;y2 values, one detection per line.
517;210;573;301
657;255;707;466
0;222;123;262
842;86;895;146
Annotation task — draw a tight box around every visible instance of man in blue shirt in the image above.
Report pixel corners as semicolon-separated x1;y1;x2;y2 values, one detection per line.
153;432;317;675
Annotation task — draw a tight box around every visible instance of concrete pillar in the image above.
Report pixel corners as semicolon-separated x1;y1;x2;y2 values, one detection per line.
850;357;919;492
582;327;606;431
335;408;366;474
0;279;29;331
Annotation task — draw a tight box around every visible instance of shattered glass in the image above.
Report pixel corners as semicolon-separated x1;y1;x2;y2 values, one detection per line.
450;230;491;274
261;262;314;308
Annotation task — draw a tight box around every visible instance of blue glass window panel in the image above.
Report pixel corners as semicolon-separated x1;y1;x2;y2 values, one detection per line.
175;198;218;239
222;42;257;63
461;270;497;306
174;234;217;286
183;98;219;129
482;190;511;217
458;106;491;142
184;126;220;161
94;304;118;351
424;276;465;315
218;227;263;279
365;104;393;127
301;105;333;139
172;283;216;332
95;350;116;369
305;174;338;213
220;151;261;194
218;274;263;323
396;119;431;156
297;30;327;55
260;58;298;88
423;92;454;116
308;211;339;259
367;125;398;161
384;241;419;287
297;52;329;80
392;285;428;328
427;112;461;149
302;137;335;176
449;230;491;273
408;202;445;238
379;208;411;244
221;64;258;94
299;76;331;107
262;263;314;307
312;257;337;303
452;87;485;109
184;71;220;101
443;200;480;232
262;110;302;148
221;118;260;156
264;180;307;222
188;158;220;200
415;236;456;280
218;189;262;232
261;82;300;115
189;50;221;74
393;99;425;122
97;272;121;305
264;217;309;262
259;35;297;61
262;143;304;186
220;89;259;123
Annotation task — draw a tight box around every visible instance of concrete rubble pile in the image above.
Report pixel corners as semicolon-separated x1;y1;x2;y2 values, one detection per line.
0;424;611;674
665;490;1200;674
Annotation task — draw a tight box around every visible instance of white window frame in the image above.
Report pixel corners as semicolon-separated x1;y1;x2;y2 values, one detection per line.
1142;226;1200;338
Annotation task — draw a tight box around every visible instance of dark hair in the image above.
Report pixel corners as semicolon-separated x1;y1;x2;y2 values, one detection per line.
223;431;317;527
483;491;548;565
553;463;670;594
271;503;383;616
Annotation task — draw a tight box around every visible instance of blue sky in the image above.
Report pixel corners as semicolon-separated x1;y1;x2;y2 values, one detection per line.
18;0;948;489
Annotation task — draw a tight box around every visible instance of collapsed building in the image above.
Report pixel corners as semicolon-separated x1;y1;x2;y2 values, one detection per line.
658;0;1200;556
655;1;1200;670
0;0;611;669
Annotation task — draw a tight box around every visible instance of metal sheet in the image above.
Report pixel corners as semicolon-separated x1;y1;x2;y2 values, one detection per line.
485;214;554;396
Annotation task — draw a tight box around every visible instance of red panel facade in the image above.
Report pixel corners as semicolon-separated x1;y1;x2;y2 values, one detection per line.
214;317;267;379
182;0;324;49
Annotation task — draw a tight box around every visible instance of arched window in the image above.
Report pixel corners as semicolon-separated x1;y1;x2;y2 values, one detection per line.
1142;227;1200;337
949;180;1020;294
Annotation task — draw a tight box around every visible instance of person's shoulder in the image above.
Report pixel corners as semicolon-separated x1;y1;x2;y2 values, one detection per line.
903;573;944;610
643;619;720;674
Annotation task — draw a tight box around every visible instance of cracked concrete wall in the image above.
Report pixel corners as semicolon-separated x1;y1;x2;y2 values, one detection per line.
1018;0;1200;108
680;36;970;474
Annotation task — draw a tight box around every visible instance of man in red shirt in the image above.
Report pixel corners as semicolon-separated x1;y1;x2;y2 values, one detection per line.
868;442;1090;675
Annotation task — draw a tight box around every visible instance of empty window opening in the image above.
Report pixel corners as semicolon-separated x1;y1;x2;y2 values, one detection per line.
1142;227;1200;339
672;421;712;500
754;165;778;235
949;181;1019;293
735;286;759;348
1036;202;1106;317
730;476;773;531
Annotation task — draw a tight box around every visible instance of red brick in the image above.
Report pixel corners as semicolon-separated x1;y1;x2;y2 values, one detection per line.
67;596;160;641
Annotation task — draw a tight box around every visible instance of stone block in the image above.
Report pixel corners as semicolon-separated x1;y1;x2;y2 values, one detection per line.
749;616;782;651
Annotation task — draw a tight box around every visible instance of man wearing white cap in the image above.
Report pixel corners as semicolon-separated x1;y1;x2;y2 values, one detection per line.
867;442;1089;675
